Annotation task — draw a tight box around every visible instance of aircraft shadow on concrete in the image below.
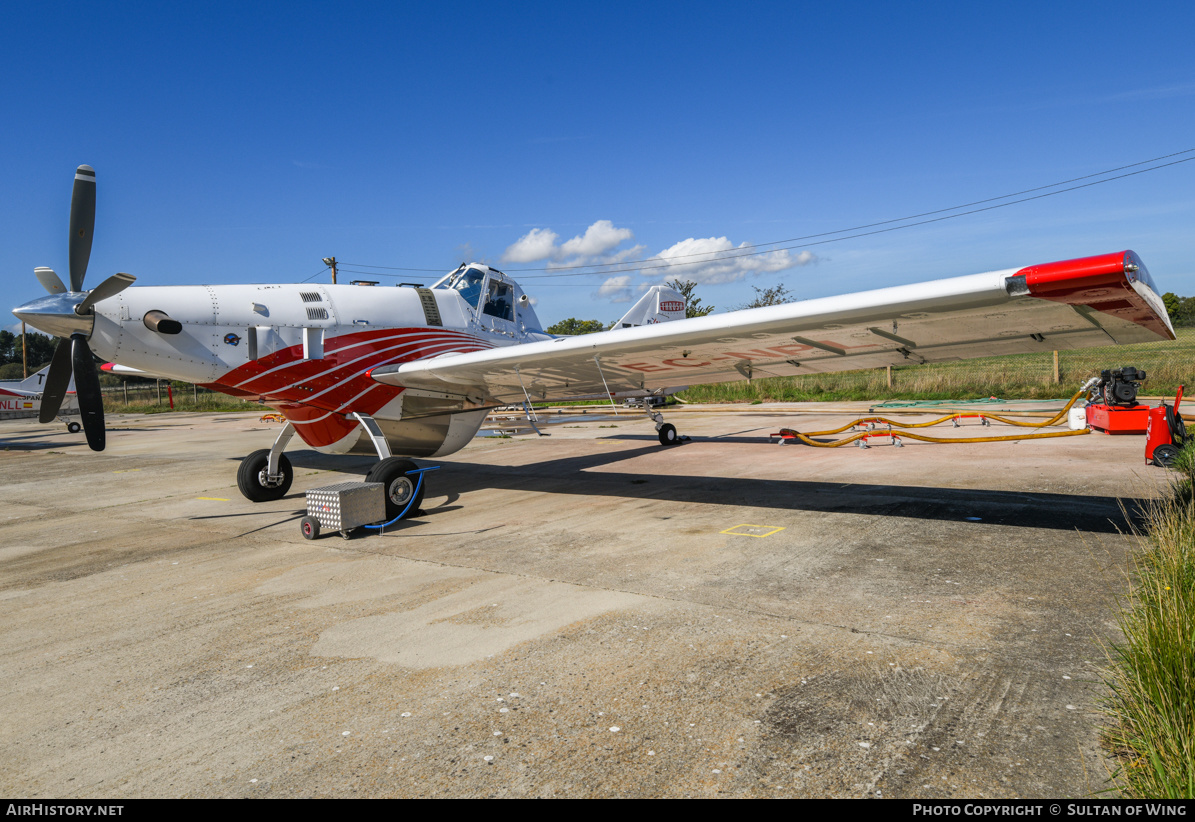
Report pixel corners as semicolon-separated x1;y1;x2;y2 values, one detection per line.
277;442;1146;535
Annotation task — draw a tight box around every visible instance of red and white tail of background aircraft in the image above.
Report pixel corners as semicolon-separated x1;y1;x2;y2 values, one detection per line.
0;365;80;432
11;166;1177;520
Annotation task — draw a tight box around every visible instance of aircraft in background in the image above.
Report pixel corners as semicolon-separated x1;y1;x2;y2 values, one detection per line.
11;166;1177;519
0;365;80;433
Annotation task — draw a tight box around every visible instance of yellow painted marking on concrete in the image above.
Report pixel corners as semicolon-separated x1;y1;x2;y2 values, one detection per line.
721;524;786;538
111;469;142;474
197;497;231;501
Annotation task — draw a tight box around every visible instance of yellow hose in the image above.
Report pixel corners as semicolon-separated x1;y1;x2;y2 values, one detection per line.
784;427;1090;448
778;389;1091;447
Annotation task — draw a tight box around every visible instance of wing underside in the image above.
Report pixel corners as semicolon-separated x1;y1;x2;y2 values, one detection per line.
369;251;1174;405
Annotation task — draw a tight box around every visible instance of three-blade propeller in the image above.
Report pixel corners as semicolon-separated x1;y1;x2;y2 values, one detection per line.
33;166;136;451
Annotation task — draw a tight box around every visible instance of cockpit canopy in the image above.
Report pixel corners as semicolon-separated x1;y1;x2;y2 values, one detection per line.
433;263;543;332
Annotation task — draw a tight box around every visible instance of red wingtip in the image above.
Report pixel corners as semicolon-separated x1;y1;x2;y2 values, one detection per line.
1017;250;1173;340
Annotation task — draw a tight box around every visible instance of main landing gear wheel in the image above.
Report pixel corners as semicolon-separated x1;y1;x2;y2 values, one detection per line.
237;449;293;501
366;457;426;521
658;423;679;446
66;421;81;434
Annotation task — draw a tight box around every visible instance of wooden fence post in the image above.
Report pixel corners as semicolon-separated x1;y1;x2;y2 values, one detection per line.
1053;351;1060;384
886;365;892;388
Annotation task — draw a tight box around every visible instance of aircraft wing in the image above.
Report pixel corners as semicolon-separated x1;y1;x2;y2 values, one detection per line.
369;251;1174;405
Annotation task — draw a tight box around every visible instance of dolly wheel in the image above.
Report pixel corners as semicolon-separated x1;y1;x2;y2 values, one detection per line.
300;516;320;540
1153;444;1181;468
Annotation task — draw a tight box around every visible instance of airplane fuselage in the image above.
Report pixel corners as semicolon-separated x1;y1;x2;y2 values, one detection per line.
87;266;552;456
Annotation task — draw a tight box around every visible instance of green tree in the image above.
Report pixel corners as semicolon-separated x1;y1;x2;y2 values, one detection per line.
737;283;793;310
1175;295;1195;328
0;330;15;364
1163;292;1181;321
665;279;715;318
15;331;57;371
546;318;607;336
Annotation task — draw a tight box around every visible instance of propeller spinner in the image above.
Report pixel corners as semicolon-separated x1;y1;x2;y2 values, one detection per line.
13;165;136;452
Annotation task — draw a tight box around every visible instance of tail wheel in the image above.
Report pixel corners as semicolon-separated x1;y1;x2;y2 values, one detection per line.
658;423;679;446
366;457;426;520
237;449;293;501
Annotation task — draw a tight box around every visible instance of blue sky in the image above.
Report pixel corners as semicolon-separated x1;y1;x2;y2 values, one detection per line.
4;1;1194;329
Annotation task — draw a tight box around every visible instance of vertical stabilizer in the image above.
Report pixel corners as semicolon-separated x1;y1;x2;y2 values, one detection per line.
614;286;686;328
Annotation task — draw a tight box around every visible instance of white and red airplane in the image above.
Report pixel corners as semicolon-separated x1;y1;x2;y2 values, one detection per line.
12;166;1177;519
0;365;80;432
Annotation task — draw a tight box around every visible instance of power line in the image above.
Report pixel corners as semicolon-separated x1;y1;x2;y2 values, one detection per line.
516;155;1195;279
301;267;334;287
513;147;1195;275
331;147;1195;279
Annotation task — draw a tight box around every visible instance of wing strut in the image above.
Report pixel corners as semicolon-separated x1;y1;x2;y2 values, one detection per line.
593;356;620;416
513;366;548;436
351;412;395;459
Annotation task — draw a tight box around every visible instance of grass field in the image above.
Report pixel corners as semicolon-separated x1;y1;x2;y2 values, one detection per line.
676;328;1195;403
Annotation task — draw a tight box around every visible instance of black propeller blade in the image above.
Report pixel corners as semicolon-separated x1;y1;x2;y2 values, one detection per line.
68;165;96;293
71;334;105;451
38;338;75;424
77;272;135;315
35;266;67;295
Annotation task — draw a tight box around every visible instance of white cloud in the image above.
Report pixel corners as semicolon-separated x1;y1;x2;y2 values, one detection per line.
560;220;634;258
502;220;637;266
502;227;559;263
595;275;634;303
498;221;817;306
648;237;814;284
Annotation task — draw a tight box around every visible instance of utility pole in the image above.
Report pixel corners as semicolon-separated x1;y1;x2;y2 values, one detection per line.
323;256;338;285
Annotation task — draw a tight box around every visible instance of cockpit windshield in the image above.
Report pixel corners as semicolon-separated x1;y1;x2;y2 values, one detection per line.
432;263;544;334
447;267;486;308
483;280;514;321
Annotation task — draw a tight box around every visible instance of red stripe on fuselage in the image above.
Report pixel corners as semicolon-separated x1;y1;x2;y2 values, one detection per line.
270;401;362;448
202;327;494;448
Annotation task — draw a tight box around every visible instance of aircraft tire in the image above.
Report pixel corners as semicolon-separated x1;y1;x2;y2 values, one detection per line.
367;457;426;521
67;421;82;434
237;449;293;502
658;423;679;446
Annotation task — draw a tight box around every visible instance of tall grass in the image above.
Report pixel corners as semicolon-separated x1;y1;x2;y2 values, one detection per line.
101;382;259;414
1101;442;1195;798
